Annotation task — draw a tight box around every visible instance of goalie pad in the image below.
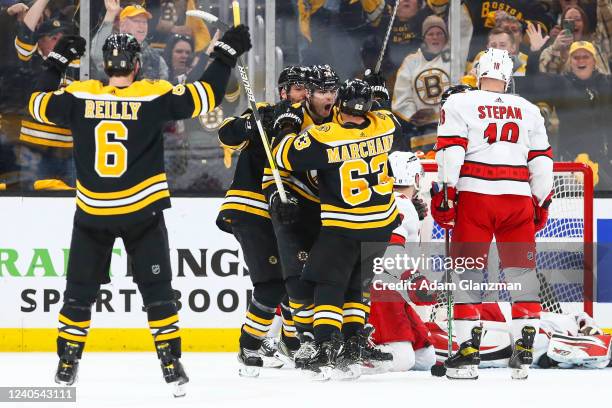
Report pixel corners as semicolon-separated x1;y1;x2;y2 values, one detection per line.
547;333;612;369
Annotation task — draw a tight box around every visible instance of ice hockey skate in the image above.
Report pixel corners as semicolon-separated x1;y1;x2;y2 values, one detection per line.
302;333;344;381
358;324;393;375
294;332;317;369
259;337;284;368
445;327;482;380
54;342;81;386
156;342;189;397
237;347;263;378
332;335;361;380
509;326;536;380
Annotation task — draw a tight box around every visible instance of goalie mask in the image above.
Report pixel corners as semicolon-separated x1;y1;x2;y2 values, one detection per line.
102;33;141;77
476;48;513;90
337;79;373;116
388;151;424;191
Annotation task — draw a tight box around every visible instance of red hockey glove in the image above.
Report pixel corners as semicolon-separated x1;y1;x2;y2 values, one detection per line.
400;270;437;305
430;182;457;229
533;192;553;232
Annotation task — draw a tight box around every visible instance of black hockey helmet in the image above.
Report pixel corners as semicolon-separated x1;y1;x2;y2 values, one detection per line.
102;33;141;77
278;65;310;94
308;64;340;92
337;79;373;116
440;84;475;107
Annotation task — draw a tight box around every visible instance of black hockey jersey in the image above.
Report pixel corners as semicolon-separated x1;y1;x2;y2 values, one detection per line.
217;102;272;230
16;23;79;148
29;78;217;226
261;106;337;204
273;109;401;241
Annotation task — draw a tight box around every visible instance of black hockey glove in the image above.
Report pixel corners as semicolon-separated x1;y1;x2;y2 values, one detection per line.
272;100;304;136
269;190;299;225
44;35;86;74
245;105;275;142
364;69;389;101
211;24;252;68
412;196;428;221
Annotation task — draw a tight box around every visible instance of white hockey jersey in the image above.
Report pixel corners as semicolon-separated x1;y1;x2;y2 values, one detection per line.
392;48;450;124
390;192;420;245
435;90;553;204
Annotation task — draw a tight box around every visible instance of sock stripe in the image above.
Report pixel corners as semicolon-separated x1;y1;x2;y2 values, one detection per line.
148;315;179;328
343;302;370;312
155;330;181;342
252;298;277;314
58;331;87;342
246;312;274;325
59;314;90;328
314;305;343;314
313;318;343;329
243;324;267;338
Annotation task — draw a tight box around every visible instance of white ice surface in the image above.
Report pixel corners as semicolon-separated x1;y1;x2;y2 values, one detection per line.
2;352;611;408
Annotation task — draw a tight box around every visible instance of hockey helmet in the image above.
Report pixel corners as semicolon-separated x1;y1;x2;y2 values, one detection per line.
440;84;475;107
476;48;513;90
388;151;424;190
278;65;310;96
102;33;142;77
308;64;340;92
337;79;373;116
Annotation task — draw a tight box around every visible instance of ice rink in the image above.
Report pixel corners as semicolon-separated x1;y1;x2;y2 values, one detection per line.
2;352;611;408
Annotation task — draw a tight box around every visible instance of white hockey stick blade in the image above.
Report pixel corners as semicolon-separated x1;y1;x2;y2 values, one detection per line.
186;9;227;28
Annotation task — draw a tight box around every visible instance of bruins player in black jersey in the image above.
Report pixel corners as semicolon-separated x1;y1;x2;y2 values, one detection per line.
29;27;251;395
262;65;340;362
216;65;310;376
272;79;401;379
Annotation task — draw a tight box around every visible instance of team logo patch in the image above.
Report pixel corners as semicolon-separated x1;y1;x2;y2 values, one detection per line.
415;68;450;105
268;256;278;265
297;251;308;262
172;84;186;95
199;106;225;131
152;264;161;275
317;124;330;132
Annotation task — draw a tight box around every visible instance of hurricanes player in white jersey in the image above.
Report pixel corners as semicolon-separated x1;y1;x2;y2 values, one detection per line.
369;151;437;374
430;48;554;380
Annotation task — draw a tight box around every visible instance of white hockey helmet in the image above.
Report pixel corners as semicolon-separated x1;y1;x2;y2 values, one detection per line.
388;151;424;190
476;48;513;89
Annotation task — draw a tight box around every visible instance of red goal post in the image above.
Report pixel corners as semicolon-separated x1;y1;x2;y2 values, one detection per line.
419;161;594;317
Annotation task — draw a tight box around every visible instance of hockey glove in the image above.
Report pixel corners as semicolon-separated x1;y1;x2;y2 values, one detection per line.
533;192;553;232
269;190;299;225
363;69;389;101
211;24;252;68
44;35;86;74
430;182;457;230
400;270;437;306
272;100;304;136
412;196;428;221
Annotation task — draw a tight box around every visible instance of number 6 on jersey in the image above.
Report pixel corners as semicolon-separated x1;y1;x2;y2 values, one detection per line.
95;120;128;177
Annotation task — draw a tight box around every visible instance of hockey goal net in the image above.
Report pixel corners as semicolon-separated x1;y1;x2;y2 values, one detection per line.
419;161;594;322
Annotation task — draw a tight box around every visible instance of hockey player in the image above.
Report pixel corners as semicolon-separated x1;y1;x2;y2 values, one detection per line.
368;151;436;374
430;48;554;380
29;27;251;395
216;65;310;376
272;79;402;379
262;64;340;365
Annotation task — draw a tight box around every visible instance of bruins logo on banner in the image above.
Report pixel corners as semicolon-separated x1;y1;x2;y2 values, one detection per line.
199;106;225;131
414;68;450;106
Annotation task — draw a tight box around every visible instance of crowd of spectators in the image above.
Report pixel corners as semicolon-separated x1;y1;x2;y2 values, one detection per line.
0;0;610;192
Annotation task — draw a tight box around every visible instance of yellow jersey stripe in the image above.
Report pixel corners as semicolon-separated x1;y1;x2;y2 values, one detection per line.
202;81;215;111
77;173;167;200
21;120;72;135
76;190;170;216
15;37;36;52
219;203;270;219
343;316;365;324
186;83;202;117
39;92;53;124
148;315;179;328
58;314;90;328
20;135;73;148
261;180;319;203
225;190;266;202
322;208;399;230
321;200;394;214
263;168;291;177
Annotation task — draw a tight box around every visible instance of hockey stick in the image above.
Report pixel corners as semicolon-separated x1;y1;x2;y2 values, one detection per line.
441;148;454;360
186;6;288;203
374;0;400;74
